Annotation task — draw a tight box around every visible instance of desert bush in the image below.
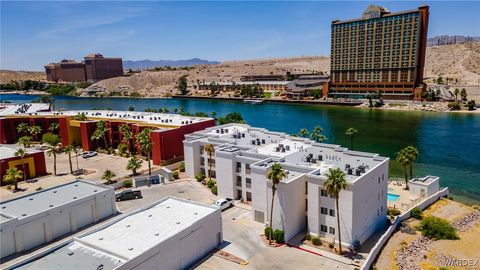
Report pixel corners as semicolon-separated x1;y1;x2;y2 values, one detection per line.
179;162;185;172
195;173;205;182
274;230;284;243
388;208;401;216
411;207;423;219
311;237;321;246
123;180;133;188
264;227;273;238
329;243;335;249
210;185;217;195
418;216;459;240
172;171;179;180
206;180;215;188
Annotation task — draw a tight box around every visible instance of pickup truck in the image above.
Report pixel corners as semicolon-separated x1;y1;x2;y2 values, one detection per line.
115;189;143;202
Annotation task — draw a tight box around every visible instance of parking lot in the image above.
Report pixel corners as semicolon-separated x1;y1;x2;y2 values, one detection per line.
0;151;158;201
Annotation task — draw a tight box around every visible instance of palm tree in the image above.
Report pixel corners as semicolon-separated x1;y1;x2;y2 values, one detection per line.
14;148;28;182
48;122;60;133
136;129;153;175
74;112;87;121
460;88;467;101
310;126;327;143
454;88;459;101
266;163;287;244
298;128;309;138
204;144;215;180
396;149;410;190
42;132;61;176
404;146;419;181
17;122;30;135
2;167;23;191
324;168;348;254
17;136;32;148
126;155;143;175
28;125;42;140
63;145;75;174
91;120;109;149
120;124;134;154
345;127;358;150
102;169;116;184
210;112;217;119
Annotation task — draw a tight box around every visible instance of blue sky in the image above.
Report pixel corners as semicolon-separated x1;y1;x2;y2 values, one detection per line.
1;1;480;71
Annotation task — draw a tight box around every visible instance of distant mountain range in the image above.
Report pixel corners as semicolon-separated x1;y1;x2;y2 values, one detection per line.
427;35;480;47
123;58;220;70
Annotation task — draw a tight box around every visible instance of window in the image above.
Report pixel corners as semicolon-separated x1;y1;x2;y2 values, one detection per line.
321;225;328;233
305;182;308;195
246;178;252;188
236;162;241;172
245;164;251;174
200;157;205;166
246;192;252;202
321;189;328;197
236;176;242;187
321;207;328;215
329;209;335;217
329;227;335;235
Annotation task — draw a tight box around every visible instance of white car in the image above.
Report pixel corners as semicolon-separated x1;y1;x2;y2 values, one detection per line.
82;151;98;158
212;198;234;211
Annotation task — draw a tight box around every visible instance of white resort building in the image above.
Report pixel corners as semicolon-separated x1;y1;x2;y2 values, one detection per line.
184;124;389;247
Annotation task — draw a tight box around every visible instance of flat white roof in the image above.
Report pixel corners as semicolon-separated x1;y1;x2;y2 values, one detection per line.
0;145;42;160
0;103;50;116
79;197;217;260
3;110;213;127
186;124;388;182
0;180;110;222
11;197;218;270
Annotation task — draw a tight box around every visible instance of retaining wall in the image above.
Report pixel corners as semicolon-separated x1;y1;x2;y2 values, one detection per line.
360;187;449;270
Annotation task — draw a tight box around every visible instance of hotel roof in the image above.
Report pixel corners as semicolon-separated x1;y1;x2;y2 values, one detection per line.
1;109;213;127
0;145;43;160
11;197;219;270
0;180;110;223
0;103;51;116
185;124;388;182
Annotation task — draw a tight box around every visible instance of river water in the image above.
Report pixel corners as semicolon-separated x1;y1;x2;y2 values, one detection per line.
2;94;479;204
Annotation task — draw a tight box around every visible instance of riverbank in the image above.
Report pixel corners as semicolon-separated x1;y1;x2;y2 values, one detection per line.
0;90;49;95
357;101;479;114
173;95;363;106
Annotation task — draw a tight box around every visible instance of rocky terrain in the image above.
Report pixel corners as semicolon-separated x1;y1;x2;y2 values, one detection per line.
2;41;479;97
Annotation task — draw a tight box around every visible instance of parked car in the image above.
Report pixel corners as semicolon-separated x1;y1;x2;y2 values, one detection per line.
115;190;143;202
212;198;234;211
82;151;98;158
35;145;49;151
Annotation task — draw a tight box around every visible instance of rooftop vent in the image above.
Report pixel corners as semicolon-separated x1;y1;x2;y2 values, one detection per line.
53;191;57;193
193;212;198;215
98;237;103;240
29;198;34;201
73;196;77;199
126;224;131;227
68;252;74;256
22;213;27;216
128;247;133;251
49;204;54;207
154;233;159;236
176;221;181;224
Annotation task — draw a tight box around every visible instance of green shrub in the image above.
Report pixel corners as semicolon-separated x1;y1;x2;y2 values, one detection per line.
211;185;217;195
411;207;423;220
305;234;311;241
206;180;215;188
123;180;133;188
311;237;321;246
172;171;179;180
387;208;401;216
418;216;459;240
195;173;205;182
448;101;461;111
329;243;335;249
35;186;43;191
179;162;185;172
264;227;273;238
274;230;284;243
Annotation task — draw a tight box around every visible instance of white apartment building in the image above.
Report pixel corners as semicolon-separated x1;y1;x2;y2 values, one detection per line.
184;124;389;248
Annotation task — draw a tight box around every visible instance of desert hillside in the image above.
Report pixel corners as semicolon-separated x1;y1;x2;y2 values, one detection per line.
0;70;44;84
1;41;479;97
424;41;480;84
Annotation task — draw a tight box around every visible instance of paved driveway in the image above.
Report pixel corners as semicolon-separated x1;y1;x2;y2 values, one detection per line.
220;206;266;260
